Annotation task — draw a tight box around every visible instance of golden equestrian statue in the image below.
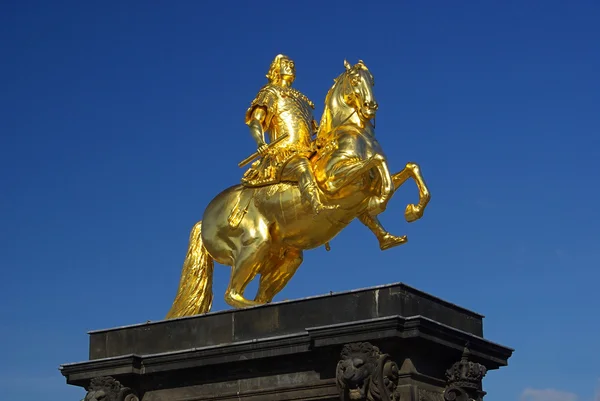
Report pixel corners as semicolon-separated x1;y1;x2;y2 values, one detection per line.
166;55;431;319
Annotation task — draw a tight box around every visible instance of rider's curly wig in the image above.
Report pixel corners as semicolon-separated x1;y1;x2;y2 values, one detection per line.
266;54;291;84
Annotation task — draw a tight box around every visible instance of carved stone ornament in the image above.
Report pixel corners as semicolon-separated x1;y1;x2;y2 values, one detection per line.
418;388;445;401
336;342;400;401
82;376;139;401
443;344;487;401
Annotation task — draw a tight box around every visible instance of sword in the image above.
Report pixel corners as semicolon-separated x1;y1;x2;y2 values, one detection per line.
238;134;290;168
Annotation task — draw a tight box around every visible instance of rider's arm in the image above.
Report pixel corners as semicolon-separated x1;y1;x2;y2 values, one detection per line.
248;107;267;148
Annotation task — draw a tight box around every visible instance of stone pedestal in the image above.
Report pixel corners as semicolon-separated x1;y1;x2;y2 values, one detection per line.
60;283;513;401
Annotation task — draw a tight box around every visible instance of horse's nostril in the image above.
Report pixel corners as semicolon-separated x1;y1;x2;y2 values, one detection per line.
364;101;378;110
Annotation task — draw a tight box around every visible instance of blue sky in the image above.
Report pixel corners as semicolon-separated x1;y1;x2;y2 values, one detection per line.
1;1;599;400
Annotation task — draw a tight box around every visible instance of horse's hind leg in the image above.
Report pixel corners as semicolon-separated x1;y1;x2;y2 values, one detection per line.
225;237;271;309
254;248;303;304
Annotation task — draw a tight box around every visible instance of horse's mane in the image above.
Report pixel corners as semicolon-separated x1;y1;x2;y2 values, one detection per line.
316;72;345;139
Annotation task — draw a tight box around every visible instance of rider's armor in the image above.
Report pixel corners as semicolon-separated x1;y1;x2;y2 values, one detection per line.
242;84;317;187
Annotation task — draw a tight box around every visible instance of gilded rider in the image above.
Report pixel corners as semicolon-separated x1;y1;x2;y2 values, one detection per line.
242;54;336;214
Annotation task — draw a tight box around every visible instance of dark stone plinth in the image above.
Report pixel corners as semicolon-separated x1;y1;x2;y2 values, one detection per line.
60;282;513;401
88;283;484;360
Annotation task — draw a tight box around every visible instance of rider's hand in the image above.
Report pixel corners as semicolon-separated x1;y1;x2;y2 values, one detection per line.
257;142;269;156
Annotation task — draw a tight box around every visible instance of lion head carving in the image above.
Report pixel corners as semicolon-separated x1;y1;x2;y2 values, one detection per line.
82;377;138;401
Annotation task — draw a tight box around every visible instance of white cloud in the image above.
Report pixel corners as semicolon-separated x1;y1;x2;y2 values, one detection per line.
521;388;578;401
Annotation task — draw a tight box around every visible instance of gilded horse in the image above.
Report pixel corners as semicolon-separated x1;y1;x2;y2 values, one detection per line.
166;60;430;318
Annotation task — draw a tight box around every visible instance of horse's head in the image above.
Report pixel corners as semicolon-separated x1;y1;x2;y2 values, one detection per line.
339;59;378;121
317;59;378;140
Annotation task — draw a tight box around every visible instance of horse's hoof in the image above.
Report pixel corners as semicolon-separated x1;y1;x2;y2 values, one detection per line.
379;234;408;250
253;296;272;304
405;204;422;222
225;291;260;308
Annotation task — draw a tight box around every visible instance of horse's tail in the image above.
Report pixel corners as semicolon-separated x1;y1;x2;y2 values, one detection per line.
166;221;214;319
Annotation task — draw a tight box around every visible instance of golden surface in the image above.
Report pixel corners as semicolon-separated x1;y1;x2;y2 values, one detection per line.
166;56;430;319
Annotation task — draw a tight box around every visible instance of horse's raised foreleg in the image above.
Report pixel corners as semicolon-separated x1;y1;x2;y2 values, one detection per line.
366;154;394;216
391;162;431;222
322;153;393;208
358;214;407;250
321;155;373;194
254;248;303;304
